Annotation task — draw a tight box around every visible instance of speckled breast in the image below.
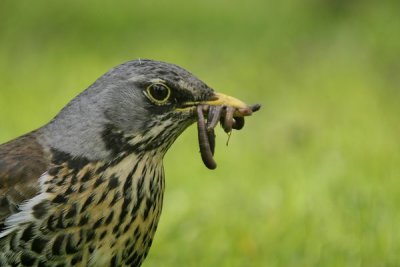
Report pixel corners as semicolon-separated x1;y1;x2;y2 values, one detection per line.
0;153;165;267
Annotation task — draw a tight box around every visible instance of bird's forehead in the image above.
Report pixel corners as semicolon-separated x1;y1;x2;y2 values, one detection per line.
101;59;215;99
146;78;195;92
127;67;211;92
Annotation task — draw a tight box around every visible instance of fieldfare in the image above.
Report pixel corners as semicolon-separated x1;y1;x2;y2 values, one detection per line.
0;59;259;267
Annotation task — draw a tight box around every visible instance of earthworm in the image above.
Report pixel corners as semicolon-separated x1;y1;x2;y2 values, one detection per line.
206;106;222;155
197;103;261;169
197;105;217;169
250;104;261;112
222;106;235;133
232;117;245;130
207;106;223;131
207;129;216;156
231;104;260;130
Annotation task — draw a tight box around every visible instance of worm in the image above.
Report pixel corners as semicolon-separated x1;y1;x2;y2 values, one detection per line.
207;106;223;131
207;129;216;156
197;105;217;169
250;104;261;113
230;104;260;130
206;106;222;155
232;117;245;130
222;106;235;133
196;103;261;169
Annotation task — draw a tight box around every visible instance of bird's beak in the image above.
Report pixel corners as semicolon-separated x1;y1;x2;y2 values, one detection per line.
202;92;248;110
176;92;258;117
201;92;256;116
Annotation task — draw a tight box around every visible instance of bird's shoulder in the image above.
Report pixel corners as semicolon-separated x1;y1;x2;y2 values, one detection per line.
0;131;51;229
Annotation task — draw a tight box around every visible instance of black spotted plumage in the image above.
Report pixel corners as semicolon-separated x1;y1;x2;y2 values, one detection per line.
0;59;258;267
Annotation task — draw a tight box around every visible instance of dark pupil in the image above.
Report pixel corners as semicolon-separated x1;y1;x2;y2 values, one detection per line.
150;84;169;101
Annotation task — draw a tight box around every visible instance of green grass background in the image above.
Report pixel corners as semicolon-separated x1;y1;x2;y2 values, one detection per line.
1;0;399;266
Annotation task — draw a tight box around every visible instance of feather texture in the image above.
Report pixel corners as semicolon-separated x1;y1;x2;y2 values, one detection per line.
0;131;51;230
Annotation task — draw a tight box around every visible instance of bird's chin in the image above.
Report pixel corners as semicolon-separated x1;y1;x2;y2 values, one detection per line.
173;106;198;121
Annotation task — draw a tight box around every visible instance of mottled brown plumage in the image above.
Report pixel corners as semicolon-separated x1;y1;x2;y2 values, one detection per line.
0;132;50;229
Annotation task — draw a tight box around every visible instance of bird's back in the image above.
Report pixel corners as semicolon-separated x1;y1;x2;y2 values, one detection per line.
0;132;50;231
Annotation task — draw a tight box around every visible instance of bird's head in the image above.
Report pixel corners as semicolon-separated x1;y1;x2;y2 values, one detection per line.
41;59;251;161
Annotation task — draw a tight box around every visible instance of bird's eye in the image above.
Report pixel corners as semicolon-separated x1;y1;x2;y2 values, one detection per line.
146;83;171;105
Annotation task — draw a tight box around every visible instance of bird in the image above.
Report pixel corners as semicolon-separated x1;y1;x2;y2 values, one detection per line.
0;59;255;267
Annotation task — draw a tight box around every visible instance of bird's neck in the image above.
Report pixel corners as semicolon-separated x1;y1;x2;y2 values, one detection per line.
39;115;183;163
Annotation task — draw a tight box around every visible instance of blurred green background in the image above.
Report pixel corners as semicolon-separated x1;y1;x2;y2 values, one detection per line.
1;0;399;266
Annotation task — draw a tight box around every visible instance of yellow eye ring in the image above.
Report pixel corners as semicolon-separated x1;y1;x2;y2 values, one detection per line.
145;83;171;105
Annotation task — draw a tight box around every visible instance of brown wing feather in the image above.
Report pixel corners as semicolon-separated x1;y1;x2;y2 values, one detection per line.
0;131;51;230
